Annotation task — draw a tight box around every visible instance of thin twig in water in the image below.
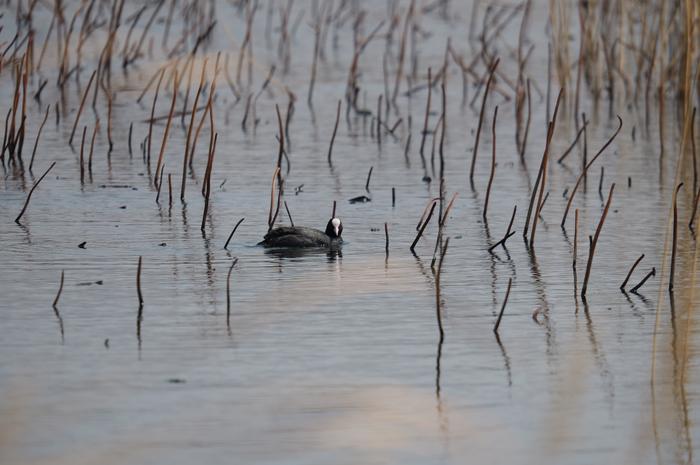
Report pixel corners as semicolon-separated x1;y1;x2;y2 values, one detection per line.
136;256;144;306
224;218;245;250
15;161;56;224
631;268;655;294
226;258;238;328
621;254;645;291
411;201;437;252
327;100;341;164
581;183;615;298
483;105;499;221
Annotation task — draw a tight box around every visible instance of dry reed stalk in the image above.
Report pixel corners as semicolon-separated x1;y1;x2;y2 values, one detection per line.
79;126;86;184
14;161;55;224
469;58;499;186
307;1;328;106
88;123;98;177
392;0;415;104
267;167;281;232
136;256;143;306
224;218;245;250
384;222;389;255
573;208;579;270
519;79;532;158
669;183;683;291
156;163;165;204
168;173;173;209
181;58;208;201
621;254;645;291
561;116;622;228
201;133;218;232
68;69;96;147
226;258;238;327
147;68;166;166
418;68;432;159
106;92;114;152
327;100;341;164
284;201;294;227
493;277;512;334
483;105;499;221
488;205;517;252
523;88;563;241
557;118;589;163
29;105;49;172
365;166;373;192
631;268;656;293
155;69;179;187
581;183;615;298
411;201;437;253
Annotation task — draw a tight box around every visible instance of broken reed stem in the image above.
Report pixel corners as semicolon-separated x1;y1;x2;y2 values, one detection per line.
267;166;281;231
79;126;87;184
15;161;56;224
128;122;133;156
483;105;499;221
631;267;656;293
573;208;579;270
168;173;173;209
147;68;166;166
526;121;553;245
224;218;245;250
669;182;683;291
418;67;432;159
156;163;165;204
68;69;95;146
332;200;337;218
284;201;294;227
488;205;517;252
365;166;373;192
226;258;238;326
493;277;512;334
411;201;437;252
200;133;218;232
181;58;208;201
562;116;623;228
581;183;615;298
88;123;98;176
557;119;588;163
29;105;49;172
136;256;143;306
519;79;531;158
523;88;563;241
469;58;499;186
621;254;645;291
53;269;65;308
155;69;179;187
275;104;285;183
385;222;389;255
327;99;341;164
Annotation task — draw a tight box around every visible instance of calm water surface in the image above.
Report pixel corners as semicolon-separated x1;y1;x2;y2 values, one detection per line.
1;1;699;464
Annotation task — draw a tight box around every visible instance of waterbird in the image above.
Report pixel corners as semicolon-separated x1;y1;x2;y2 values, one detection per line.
259;218;343;248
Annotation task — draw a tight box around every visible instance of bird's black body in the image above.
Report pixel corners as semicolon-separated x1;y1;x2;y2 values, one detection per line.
259;218;343;248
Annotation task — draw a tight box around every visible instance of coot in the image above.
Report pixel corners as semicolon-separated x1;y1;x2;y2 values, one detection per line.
259;218;343;248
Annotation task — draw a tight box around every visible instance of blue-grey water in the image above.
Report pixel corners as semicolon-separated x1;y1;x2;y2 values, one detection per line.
1;1;698;464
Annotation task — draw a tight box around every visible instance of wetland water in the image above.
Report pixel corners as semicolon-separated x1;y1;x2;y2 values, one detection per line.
1;1;699;464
